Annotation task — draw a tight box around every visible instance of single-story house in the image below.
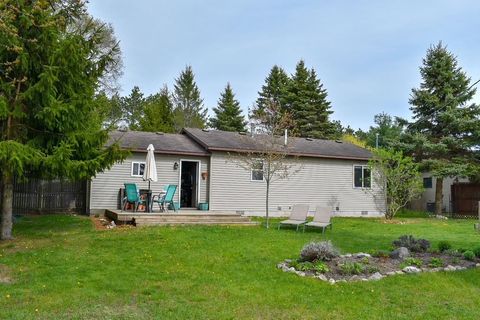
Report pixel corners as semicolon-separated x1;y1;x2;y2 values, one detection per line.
88;128;386;217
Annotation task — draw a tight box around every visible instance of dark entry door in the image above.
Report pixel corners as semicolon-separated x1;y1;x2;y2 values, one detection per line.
180;161;198;208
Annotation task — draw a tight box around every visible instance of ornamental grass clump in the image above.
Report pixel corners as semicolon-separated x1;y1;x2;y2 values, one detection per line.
392;235;430;253
300;241;339;262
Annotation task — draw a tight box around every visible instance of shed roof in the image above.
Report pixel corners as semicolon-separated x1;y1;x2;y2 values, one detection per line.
107;130;209;156
183;128;372;160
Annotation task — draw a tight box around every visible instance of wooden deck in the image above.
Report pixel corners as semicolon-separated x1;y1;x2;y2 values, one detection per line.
105;209;258;227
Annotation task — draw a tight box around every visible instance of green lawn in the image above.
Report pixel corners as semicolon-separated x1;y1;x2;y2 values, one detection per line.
1;215;480;319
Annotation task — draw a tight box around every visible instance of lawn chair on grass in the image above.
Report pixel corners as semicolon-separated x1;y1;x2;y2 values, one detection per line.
122;183;147;212
304;206;332;234
152;184;178;212
278;204;309;231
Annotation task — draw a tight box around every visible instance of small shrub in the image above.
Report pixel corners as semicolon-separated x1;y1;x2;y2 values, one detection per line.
313;261;330;273
437;241;452;252
445;249;463;257
371;249;390;258
340;262;365;275
299;241;339;262
463;250;475;261
360;257;370;264
366;265;379;273
452;257;460;264
429;257;444;268
298;262;314;271
401;257;423;268
392;235;430;253
473;246;480;258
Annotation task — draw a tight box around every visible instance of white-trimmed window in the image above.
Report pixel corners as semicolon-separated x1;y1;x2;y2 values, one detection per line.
353;165;371;188
251;159;264;181
131;162;146;177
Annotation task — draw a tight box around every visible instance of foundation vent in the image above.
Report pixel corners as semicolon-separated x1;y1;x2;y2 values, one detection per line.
361;211;368;216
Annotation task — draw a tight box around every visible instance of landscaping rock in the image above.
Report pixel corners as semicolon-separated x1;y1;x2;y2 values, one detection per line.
476;263;480;268
349;275;361;281
430;267;442;272
402;266;421;273
315;274;328;281
295;271;306;277
386;271;396;276
340;254;352;258
354;253;371;258
328;278;336;285
360;278;368;281
390;247;410;260
287;267;296;273
369;272;383;281
444;265;456;272
395;270;404;275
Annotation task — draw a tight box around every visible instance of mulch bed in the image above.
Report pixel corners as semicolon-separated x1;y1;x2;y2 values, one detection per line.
278;252;480;283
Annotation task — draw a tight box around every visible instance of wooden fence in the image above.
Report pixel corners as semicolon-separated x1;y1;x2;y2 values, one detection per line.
451;183;480;218
0;178;88;215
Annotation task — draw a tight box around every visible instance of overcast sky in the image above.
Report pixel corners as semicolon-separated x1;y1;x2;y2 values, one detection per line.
88;0;480;130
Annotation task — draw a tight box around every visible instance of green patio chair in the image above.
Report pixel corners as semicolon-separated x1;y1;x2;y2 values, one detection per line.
122;183;147;212
152;184;178;212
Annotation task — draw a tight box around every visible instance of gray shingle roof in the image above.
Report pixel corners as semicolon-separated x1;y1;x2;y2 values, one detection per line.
107;130;209;156
183;128;372;160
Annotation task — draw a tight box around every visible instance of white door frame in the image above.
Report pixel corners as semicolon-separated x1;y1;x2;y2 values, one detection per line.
178;159;201;208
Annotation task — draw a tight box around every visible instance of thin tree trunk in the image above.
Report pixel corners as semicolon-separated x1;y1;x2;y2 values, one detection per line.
1;171;13;240
435;177;443;216
265;180;270;229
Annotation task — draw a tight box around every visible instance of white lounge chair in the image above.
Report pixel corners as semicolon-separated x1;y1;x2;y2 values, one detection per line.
278;204;309;231
303;206;332;234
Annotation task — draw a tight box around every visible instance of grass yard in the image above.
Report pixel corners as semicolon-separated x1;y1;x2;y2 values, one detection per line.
1;214;480;319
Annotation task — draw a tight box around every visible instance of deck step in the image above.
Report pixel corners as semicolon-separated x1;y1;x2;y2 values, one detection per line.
135;220;259;227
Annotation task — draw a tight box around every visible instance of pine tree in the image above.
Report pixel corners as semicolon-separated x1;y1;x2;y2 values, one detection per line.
405;42;480;215
283;60;338;139
139;85;175;133
250;65;290;133
0;0;126;239
121;86;145;130
172;66;207;131
209;83;246;132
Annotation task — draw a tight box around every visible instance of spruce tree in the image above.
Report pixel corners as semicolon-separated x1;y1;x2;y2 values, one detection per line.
172;66;207;131
139;85;175;133
406;42;480;215
0;0;125;239
121;86;145;130
284;60;337;139
209;83;246;132
250;66;290;132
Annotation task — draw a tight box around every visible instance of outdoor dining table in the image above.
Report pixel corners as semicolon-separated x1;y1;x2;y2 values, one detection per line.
139;189;153;213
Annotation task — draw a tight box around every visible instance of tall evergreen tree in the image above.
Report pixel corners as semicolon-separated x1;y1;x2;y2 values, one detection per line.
121;86;145;130
172;66;207;131
139;85;175;133
0;0;125;239
284;60;338;139
405;42;480;215
209;83;246;132
250;65;290;133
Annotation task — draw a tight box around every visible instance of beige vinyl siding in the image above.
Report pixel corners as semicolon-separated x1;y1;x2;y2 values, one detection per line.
410;173;468;213
90;152;209;212
209;152;385;217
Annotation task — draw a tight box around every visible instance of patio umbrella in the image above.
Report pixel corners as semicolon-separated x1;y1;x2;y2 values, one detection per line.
143;144;158;190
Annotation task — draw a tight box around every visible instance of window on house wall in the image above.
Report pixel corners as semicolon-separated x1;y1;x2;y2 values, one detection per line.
131;162;146;177
423;177;433;188
251;160;264;181
353;165;371;188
